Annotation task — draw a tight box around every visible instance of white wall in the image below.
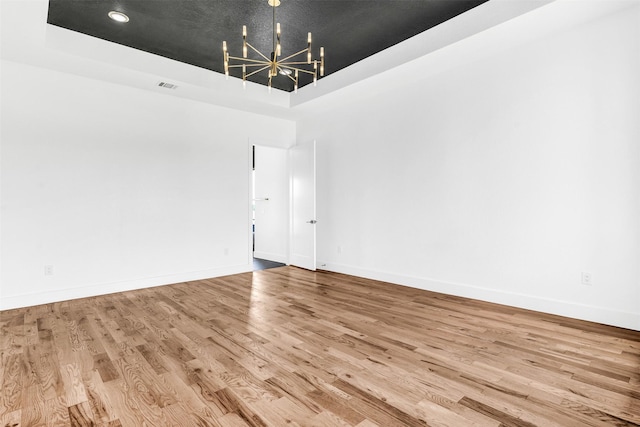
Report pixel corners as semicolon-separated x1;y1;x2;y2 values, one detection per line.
0;60;295;309
2;1;638;331
297;3;640;330
253;145;289;263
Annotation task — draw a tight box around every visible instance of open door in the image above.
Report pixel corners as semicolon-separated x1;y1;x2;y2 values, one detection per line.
290;140;316;271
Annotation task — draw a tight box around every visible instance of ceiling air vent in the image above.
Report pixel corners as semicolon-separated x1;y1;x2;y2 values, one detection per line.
157;81;178;89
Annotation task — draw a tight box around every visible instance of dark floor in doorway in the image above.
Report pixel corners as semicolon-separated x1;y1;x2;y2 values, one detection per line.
253;258;286;271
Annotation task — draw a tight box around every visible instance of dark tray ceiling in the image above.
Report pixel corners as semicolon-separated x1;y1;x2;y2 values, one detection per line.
47;0;488;92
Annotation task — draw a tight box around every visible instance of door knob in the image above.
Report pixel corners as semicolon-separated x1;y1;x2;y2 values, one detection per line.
306;220;317;224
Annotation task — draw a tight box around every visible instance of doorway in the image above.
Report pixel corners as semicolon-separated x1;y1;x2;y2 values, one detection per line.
252;145;289;271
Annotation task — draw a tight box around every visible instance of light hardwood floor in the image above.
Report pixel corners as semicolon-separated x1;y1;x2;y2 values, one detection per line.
1;267;639;426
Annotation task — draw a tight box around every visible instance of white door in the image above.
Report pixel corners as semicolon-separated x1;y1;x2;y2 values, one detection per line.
290;140;316;271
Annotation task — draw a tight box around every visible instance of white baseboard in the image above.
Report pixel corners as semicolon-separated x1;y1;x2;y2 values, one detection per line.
0;264;253;311
318;261;640;331
253;251;288;264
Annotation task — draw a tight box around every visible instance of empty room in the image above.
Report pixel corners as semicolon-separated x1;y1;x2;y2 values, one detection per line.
1;0;639;426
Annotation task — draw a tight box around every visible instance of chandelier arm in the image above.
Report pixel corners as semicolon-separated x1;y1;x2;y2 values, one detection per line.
280;61;320;66
278;48;310;63
228;60;270;67
245;43;272;62
245;65;271;78
228;65;269;69
289;68;316;76
283;72;297;83
277;65;296;73
277;65;310;77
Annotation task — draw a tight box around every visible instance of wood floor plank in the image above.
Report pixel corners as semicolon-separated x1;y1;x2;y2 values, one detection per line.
1;267;639;426
0;409;21;427
310;410;357;427
43;395;71;426
1;353;24;416
102;377;164;426
20;384;46;427
68;401;95;427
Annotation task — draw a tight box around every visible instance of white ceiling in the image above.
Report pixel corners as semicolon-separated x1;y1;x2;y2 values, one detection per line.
1;0;636;120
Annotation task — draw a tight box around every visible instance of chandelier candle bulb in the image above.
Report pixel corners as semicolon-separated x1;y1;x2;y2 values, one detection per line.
242;26;247;58
277;23;281;56
320;47;324;76
223;41;229;75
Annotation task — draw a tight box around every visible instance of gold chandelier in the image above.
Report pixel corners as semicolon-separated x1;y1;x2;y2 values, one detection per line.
222;0;325;92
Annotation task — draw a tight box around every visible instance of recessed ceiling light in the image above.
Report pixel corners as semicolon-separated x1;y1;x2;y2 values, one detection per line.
108;11;129;23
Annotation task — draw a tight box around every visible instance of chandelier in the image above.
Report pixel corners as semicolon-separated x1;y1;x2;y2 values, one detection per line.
222;0;325;92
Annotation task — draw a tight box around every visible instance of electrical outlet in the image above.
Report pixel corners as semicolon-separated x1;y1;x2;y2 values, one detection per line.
44;265;54;276
337;245;342;254
581;272;593;286
224;248;229;256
